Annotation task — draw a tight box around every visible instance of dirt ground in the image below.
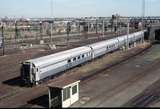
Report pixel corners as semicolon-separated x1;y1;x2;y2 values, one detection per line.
71;43;160;107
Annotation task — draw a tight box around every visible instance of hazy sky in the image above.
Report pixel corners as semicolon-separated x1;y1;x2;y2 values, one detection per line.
0;0;159;18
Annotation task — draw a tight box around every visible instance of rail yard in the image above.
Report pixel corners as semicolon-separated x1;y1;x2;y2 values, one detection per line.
0;39;151;108
1;1;160;107
0;18;160;107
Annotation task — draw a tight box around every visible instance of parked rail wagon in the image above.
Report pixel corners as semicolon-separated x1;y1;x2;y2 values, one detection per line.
21;30;146;85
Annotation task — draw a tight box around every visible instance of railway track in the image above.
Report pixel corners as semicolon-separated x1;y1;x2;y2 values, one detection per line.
0;37;149;107
16;43;152;108
123;76;160;107
73;44;159;107
0;33;117;102
80;42;151;81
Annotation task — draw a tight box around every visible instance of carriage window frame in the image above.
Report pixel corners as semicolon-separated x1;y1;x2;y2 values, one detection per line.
68;59;71;63
82;54;85;58
73;57;76;61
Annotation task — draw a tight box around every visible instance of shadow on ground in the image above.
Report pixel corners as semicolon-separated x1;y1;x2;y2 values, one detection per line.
27;94;49;108
2;76;27;87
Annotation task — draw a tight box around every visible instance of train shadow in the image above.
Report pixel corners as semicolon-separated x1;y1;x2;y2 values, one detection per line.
27;94;49;108
2;76;27;87
153;41;160;45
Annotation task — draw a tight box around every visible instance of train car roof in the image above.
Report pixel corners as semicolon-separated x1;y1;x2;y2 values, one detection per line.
24;30;146;67
134;30;145;35
87;30;145;49
25;46;91;67
88;38;119;49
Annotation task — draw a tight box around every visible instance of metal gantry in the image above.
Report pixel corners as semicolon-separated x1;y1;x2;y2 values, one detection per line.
142;0;145;43
15;20;18;43
1;25;5;56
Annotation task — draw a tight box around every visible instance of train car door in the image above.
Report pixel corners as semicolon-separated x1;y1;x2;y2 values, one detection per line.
90;47;94;59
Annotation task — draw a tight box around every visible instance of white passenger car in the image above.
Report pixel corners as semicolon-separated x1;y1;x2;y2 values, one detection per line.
88;38;119;58
21;46;92;85
21;30;146;85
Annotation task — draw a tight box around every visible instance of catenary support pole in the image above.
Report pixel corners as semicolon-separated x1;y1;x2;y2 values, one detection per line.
2;25;5;56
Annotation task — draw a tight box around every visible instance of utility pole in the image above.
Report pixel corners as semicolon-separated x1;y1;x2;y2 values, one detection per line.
142;0;145;43
78;21;81;35
39;21;44;44
50;22;53;43
102;20;105;37
40;21;42;40
119;19;121;36
1;25;5;56
15;20;18;44
83;22;88;39
116;15;118;37
96;19;98;34
67;22;71;46
126;20;130;49
88;21;90;34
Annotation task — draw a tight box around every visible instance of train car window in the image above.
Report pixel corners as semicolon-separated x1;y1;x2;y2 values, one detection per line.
73;57;76;61
78;56;80;59
68;59;71;63
82;54;84;58
107;46;109;49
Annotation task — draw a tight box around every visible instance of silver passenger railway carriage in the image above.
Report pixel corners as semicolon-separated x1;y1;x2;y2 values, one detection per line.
21;46;92;85
21;30;146;85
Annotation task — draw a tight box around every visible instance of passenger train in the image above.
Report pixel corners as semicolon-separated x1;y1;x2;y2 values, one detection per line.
21;30;146;85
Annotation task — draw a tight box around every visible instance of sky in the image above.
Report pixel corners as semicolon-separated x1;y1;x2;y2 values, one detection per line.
0;0;160;18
